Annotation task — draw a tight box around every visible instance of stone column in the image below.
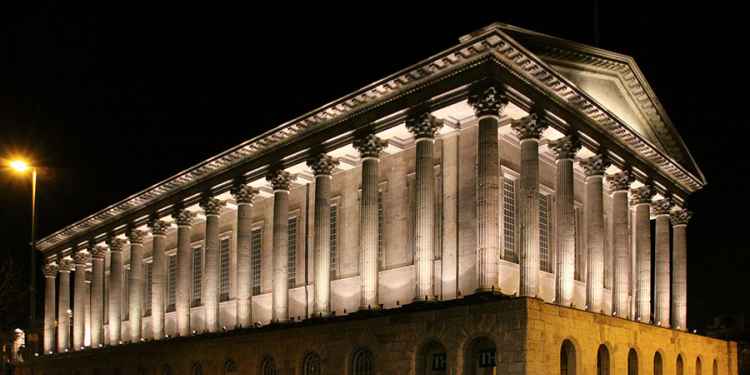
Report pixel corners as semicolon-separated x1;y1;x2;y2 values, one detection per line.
231;183;258;327
406;112;443;301
90;245;107;347
652;198;672;327
671;208;691;330
468;84;506;292
512;114;548;298
631;185;654;322
149;219;169;339
128;229;146;341
108;238;126;344
43;262;58;353
353;133;388;310
57;257;73;352
73;250;90;350
581;155;609;313
550;135;581;306
607;170;633;317
307;154;339;316
174;208;196;336
267;169;292;322
201;196;226;333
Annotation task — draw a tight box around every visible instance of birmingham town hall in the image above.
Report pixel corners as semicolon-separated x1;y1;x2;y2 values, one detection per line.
21;23;739;375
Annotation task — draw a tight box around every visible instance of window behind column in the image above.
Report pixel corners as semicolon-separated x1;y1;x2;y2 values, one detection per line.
192;245;203;306
288;217;298;288
167;254;176;312
104;273;109;323
539;193;552;272
502;177;518;263
574;206;584;281
378;191;384;270
144;262;152;316
330;204;338;279
251;228;262;295
219;237;230;302
122;268;129;320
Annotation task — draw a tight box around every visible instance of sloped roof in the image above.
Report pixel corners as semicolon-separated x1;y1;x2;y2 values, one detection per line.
483;22;704;181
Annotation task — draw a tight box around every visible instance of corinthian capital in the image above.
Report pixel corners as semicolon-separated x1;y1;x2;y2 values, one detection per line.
549;135;581;160
652;198;672;216
58;257;74;272
128;229;146;245
266;169;292;191
73;251;90;266
231;183;259;205
91;245;108;259
511;113;548;140
405;112;443;140
670;209;692;226
580;154;610;177
607;170;634;192
173;209;196;227
108;237;128;252
306;154;339;177
630;185;655;206
200;196;226;216
468;83;507;118
353;133;388;159
149;218;170;236
43;263;59;277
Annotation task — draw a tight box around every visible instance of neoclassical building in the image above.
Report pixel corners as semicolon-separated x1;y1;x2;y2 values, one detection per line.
23;23;737;375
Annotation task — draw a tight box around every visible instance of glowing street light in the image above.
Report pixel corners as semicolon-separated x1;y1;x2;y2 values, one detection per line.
9;159;30;173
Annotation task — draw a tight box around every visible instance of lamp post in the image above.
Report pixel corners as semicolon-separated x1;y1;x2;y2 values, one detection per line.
8;159;39;330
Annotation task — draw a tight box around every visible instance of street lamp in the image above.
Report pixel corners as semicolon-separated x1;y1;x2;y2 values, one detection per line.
7;158;39;330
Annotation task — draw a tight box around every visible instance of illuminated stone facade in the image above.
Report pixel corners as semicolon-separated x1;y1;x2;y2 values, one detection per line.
23;23;736;375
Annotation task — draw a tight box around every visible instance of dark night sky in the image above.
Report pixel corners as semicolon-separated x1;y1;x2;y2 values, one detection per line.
0;2;745;331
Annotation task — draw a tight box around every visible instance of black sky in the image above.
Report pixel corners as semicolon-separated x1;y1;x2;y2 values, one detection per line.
0;2;746;331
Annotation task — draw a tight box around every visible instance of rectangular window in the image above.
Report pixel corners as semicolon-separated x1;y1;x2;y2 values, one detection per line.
251;229;262;295
167;255;176;312
104;274;109;323
192;246;202;306
122;268;129;320
144;262;152;316
574;206;584;281
220;238;231;302
503;178;518;263
604;203;612;289
288;217;297;288
378;191;384;269
330;204;338;279
434;171;443;260
539;193;552;272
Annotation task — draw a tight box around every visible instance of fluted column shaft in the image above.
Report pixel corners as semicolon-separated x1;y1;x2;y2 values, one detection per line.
671;209;691;330
551;136;580;306
174;210;195;336
150;220;168;340
73;252;89;350
308;154;338;316
43;264;58;353
57;259;72;352
609;172;632;317
202;198;225;333
268;170;292;322
632;186;653;323
128;231;145;341
513;114;547;298
653;199;671;327
232;184;257;327
109;239;125;344
90;247;105;347
582;155;608;313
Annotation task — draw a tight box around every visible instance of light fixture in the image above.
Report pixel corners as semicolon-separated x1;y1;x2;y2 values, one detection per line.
9;159;30;173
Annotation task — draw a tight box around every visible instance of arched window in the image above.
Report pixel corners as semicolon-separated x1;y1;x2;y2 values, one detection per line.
560;340;576;375
596;345;610;375
416;340;448;375
654;352;663;375
464;337;497;375
261;357;278;375
352;348;374;375
628;349;638;375
677;355;685;375
192;362;203;375
303;352;321;375
713;359;718;375
697;357;703;375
